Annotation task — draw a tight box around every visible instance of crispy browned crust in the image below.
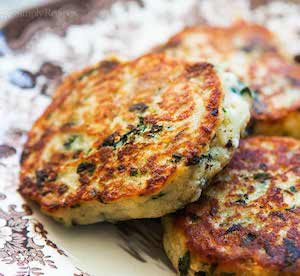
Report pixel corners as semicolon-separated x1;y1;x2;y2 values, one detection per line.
172;136;300;274
155;21;300;122
19;54;224;212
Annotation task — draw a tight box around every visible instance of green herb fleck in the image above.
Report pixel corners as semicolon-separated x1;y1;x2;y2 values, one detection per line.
235;199;246;205
114;133;131;148
285;204;296;211
290;186;297;193
231;84;253;98
253;172;271;182
222;107;227;113
178;251;190;276
150;124;163;133
63;135;79;150
172;153;183;163
230;86;240;94
114;118;148;148
186;154;211;166
129;167;138;176
239;86;252;97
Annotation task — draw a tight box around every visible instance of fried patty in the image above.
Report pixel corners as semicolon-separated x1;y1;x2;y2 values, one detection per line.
155;21;300;138
19;54;250;226
163;136;300;275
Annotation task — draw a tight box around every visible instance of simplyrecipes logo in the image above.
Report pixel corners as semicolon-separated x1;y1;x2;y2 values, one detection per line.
0;7;78;25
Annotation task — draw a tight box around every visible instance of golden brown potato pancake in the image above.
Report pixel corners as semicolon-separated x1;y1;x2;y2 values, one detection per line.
19;54;250;225
163;136;300;275
155;21;300;138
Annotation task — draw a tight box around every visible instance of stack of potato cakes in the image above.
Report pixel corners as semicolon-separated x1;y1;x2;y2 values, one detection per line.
19;21;300;275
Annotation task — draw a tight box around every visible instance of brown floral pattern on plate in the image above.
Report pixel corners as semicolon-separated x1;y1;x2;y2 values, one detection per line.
0;194;87;275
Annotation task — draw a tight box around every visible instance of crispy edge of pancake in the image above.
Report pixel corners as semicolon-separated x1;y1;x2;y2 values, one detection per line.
163;136;300;275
